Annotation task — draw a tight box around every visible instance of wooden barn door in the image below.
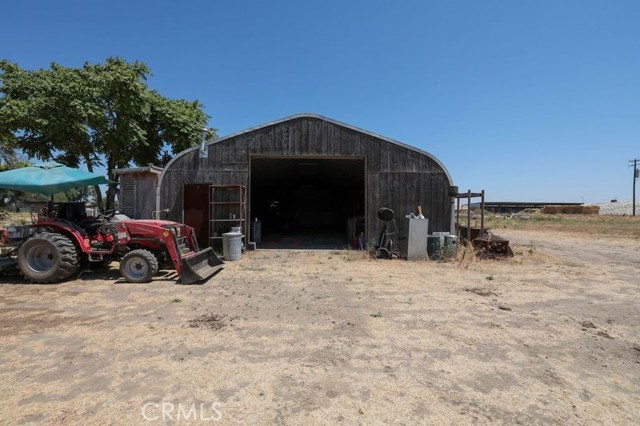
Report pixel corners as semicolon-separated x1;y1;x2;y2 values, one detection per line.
183;184;210;248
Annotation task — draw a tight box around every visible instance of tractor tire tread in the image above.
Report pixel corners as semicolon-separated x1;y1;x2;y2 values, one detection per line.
18;232;79;283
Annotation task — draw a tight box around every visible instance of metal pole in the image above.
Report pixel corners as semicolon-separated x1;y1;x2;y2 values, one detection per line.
456;197;460;236
467;190;471;243
634;159;637;217
480;189;485;237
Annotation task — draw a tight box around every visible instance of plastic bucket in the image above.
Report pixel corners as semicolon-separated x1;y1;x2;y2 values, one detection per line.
222;230;242;261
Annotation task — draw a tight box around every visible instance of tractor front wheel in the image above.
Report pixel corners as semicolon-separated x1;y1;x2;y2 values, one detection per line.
17;232;79;283
120;249;158;283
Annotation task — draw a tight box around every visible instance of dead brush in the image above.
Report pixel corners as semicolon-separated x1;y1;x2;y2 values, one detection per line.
457;242;478;267
343;250;369;262
542;205;600;215
508;243;561;265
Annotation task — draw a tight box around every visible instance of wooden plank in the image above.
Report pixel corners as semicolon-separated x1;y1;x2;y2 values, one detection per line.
274;124;283;155
300;118;309;154
366;172;380;245
309;118;322;154
322;120;330;154
137;175;157;219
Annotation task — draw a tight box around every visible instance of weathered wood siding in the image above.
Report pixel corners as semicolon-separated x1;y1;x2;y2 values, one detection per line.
160;116;452;240
119;173;158;219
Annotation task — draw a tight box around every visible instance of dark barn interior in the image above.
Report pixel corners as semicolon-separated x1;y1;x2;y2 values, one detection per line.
250;157;365;249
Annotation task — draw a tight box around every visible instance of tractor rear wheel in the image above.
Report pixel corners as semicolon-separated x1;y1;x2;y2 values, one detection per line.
17;232;79;283
120;249;158;283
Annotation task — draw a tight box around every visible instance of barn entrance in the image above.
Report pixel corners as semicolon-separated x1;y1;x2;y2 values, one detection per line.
250;157;365;249
183;183;210;248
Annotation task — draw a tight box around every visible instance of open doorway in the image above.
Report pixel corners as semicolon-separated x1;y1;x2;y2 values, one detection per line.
250;157;365;249
183;184;210;248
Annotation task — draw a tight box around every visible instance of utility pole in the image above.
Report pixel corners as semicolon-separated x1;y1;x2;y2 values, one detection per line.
631;159;640;216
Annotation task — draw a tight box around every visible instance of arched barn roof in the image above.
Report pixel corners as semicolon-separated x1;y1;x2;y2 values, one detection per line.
159;113;453;189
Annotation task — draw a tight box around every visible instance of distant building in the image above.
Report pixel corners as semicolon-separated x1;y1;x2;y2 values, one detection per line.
469;201;583;214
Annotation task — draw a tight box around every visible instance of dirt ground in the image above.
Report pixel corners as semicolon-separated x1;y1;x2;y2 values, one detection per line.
0;229;639;425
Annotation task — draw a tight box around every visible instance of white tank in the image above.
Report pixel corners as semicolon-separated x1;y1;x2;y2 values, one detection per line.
222;227;243;261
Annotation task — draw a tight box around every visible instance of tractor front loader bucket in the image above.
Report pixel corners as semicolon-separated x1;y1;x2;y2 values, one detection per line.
180;247;224;284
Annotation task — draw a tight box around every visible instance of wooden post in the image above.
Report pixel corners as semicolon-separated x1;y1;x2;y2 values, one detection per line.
466;190;471;243
456;197;460;236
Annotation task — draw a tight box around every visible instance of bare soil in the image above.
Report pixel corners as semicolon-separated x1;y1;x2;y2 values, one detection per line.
0;229;639;425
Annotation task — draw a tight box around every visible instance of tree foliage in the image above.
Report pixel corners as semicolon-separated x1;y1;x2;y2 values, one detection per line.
0;58;214;209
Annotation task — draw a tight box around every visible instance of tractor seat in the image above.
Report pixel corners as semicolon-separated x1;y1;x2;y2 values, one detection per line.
56;202;95;235
54;219;89;237
77;218;102;234
57;202;88;221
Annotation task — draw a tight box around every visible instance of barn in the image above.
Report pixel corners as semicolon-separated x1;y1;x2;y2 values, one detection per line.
156;114;454;250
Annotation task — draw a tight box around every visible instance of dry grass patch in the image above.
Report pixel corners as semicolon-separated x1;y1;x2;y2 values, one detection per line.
542;205;600;214
486;213;640;238
0;212;33;226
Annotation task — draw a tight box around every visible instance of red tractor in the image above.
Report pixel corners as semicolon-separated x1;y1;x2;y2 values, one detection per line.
15;202;223;284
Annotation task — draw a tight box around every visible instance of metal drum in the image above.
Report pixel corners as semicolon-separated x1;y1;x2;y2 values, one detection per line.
222;228;243;261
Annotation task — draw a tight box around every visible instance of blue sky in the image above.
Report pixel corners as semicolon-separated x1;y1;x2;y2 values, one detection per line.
2;0;639;203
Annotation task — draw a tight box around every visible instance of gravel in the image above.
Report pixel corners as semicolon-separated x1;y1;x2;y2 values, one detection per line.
594;200;640;215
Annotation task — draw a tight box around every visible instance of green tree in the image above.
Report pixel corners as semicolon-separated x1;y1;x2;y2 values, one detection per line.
0;161;29;212
0;58;214;210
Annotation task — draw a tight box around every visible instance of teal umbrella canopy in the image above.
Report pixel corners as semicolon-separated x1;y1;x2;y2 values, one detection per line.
0;163;110;195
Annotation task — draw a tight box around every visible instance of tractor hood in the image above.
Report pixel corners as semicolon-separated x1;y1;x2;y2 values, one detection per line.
127;219;181;227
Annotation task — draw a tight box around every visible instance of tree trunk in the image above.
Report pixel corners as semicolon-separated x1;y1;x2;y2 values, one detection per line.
82;154;103;210
106;180;118;211
93;185;103;210
105;155;118;211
